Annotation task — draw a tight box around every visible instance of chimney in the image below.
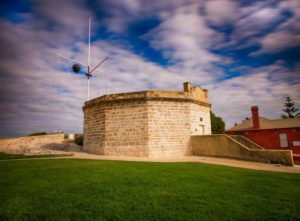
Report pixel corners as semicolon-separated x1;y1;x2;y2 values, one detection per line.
251;106;260;129
203;89;208;98
183;82;192;92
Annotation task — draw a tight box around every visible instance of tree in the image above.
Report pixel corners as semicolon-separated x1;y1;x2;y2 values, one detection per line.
210;111;226;134
281;96;300;119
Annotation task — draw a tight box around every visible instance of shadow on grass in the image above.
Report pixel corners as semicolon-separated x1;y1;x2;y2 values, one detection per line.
0;152;71;160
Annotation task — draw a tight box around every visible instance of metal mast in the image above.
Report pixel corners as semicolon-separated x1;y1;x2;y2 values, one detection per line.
55;17;108;101
87;17;91;100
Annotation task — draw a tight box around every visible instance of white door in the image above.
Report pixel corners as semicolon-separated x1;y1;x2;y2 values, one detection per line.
199;125;205;135
279;133;288;148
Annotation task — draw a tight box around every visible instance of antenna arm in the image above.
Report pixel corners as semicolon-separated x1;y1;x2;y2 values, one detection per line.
55;53;88;67
89;69;104;75
89;57;108;74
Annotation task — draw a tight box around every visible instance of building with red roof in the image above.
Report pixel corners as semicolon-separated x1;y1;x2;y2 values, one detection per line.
226;106;300;163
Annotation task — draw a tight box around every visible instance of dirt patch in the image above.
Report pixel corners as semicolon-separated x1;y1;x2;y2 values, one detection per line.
44;143;82;152
1;142;82;156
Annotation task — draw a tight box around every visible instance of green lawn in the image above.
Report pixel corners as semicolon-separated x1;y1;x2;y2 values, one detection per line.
0;159;299;221
0;152;70;160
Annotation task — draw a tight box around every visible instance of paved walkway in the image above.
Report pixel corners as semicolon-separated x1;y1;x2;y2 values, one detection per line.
69;152;300;174
1;152;299;174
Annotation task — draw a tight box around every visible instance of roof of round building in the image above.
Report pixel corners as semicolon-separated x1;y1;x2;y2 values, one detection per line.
83;83;211;109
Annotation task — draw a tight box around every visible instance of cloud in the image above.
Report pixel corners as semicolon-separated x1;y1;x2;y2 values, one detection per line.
233;5;282;41
252;31;300;55
250;0;300;55
204;0;239;25
143;4;223;80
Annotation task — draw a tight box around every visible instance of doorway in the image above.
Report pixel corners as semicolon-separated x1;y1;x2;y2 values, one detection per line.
199;125;205;135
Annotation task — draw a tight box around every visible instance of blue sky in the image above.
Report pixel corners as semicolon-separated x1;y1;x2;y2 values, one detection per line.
0;0;299;137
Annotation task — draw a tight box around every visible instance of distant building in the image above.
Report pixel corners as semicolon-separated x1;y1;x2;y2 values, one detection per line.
82;82;211;157
226;106;300;162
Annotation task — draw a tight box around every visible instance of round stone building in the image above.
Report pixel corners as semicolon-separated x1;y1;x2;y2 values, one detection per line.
83;82;211;157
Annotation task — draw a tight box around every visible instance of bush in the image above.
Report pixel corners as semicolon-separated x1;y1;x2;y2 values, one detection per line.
28;132;47;136
210;111;226;134
74;136;83;146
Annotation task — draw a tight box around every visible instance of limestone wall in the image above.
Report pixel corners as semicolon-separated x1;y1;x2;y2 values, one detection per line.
83;99;211;157
83;84;211;157
103;101;149;157
147;101;191;157
0;134;64;154
83;100;149;156
83;103;105;154
192;134;293;166
147;101;211;157
189;103;211;135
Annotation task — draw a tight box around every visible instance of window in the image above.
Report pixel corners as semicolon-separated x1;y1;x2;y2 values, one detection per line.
279;133;288;148
200;117;203;122
293;141;300;147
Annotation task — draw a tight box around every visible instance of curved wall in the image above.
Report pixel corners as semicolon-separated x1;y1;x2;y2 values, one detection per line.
83;88;211;157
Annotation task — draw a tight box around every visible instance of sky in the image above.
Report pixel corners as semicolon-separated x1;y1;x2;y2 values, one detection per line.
0;0;299;137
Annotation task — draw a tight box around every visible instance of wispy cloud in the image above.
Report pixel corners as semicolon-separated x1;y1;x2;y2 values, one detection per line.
204;0;239;25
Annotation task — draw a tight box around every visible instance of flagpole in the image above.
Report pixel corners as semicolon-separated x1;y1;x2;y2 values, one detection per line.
87;17;91;100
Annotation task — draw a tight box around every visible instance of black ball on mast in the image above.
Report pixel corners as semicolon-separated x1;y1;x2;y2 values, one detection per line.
72;64;80;73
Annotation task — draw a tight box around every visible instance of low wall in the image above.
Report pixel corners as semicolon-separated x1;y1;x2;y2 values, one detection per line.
0;134;65;154
192;135;293;166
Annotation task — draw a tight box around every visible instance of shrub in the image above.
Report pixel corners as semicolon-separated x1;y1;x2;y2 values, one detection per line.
75;136;83;146
28;132;47;136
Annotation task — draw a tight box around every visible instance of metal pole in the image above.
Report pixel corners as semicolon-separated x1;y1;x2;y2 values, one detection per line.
87;17;91;100
88;17;91;67
87;77;90;100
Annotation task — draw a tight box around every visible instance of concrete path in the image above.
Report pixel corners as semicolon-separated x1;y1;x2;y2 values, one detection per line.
69;152;300;174
1;152;299;174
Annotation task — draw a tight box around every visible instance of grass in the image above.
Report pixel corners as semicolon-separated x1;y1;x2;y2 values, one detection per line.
0;159;299;221
0;152;70;160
